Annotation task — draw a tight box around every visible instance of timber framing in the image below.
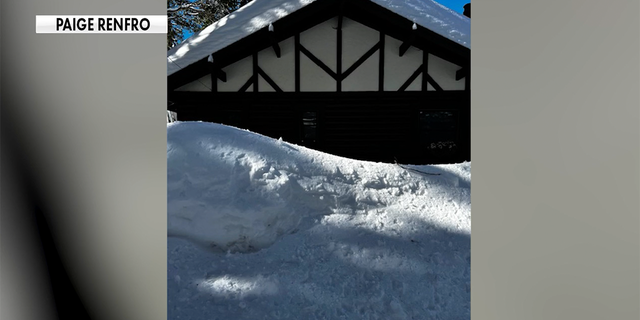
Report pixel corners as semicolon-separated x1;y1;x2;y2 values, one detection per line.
425;73;443;91
299;44;339;80
456;67;467;81
168;0;470;164
257;67;283;92
399;24;415;57
295;33;301;92
208;61;226;92
252;53;259;92
378;31;385;91
268;28;282;58
337;0;345;91
238;76;253;92
169;0;469;91
182;20;461;94
341;42;381;80
398;65;423;92
421;47;428;91
209;63;217;92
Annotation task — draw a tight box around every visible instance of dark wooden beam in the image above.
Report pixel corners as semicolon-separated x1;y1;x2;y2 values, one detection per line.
456;67;467;81
379;31;385;91
216;69;227;82
337;16;343;91
257;67;283;92
341;0;469;65
424;73;443;91
268;25;281;58
337;0;346;30
238;76;253;92
169;0;469;92
208;55;227;80
299;44;339;80
399;38;412;57
421;50;428;91
295;33;300;92
252;53;258;92
209;62;217;92
398;64;423;91
169;90;465;104
341;42;381;80
270;37;281;58
465;67;470;91
337;0;345;91
399;23;416;57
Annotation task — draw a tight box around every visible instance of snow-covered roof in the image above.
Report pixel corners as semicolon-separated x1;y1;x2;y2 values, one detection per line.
167;0;470;76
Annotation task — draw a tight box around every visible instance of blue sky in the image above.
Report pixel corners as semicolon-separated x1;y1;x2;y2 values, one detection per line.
432;0;468;13
180;0;468;41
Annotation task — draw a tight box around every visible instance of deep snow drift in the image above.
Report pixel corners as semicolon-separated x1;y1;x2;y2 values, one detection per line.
168;122;470;319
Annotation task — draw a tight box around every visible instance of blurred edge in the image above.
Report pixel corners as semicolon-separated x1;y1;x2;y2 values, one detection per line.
1;113;61;320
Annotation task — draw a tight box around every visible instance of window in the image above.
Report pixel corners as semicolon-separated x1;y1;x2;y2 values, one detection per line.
301;111;317;143
419;110;458;153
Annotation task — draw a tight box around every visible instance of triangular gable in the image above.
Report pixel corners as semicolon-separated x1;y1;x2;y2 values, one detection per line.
168;0;470;77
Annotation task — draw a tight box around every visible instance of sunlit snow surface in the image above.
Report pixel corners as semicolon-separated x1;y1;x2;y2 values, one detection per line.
168;122;470;319
167;0;470;76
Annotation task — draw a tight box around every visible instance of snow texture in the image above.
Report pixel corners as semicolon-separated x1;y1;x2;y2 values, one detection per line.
168;121;471;319
167;0;470;76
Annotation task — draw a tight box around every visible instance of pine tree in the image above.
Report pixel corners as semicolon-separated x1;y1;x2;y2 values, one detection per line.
168;0;252;49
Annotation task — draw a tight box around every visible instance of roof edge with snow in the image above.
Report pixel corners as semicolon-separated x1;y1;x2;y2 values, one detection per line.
168;0;470;78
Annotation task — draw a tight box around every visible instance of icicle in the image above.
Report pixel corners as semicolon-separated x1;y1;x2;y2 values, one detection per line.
412;23;417;30
207;54;214;63
268;23;274;32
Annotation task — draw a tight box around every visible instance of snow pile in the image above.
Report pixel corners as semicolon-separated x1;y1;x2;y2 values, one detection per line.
168;0;470;76
168;121;470;319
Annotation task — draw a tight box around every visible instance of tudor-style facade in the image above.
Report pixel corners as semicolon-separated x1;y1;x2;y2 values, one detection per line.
168;0;470;165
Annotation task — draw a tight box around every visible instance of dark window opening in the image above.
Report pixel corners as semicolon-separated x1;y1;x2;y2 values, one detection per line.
301;111;317;144
419;110;459;155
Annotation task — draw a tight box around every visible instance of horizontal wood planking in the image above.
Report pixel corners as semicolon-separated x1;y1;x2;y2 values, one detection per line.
170;91;469;164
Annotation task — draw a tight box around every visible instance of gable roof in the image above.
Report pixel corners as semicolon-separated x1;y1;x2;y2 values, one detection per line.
167;0;470;76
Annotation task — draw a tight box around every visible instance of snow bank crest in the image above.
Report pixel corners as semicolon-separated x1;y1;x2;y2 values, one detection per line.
168;122;470;253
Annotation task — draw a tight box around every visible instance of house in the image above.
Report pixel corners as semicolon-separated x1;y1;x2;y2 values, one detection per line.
167;0;470;164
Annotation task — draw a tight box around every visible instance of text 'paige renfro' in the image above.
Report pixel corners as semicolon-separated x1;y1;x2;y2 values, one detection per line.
56;17;151;31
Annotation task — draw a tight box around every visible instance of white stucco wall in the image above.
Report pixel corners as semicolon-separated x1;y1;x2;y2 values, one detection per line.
300;17;337;73
428;53;465;91
428;54;465;90
383;35;422;91
341;18;379;71
257;75;275;92
175;16;466;93
300;54;336;91
218;55;253;92
258;37;295;92
342;51;379;91
341;18;380;91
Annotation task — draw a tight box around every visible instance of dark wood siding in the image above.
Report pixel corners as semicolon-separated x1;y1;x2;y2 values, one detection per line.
169;91;470;164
